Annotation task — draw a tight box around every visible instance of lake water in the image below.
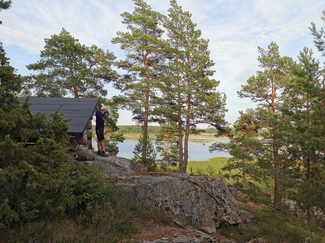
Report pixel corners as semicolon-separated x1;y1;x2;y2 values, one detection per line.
92;138;230;161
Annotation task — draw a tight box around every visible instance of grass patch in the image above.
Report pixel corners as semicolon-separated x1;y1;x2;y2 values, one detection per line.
5;202;137;243
187;157;229;178
159;157;230;175
122;133;142;140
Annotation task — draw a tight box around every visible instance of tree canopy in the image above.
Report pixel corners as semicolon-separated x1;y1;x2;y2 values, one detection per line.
24;28;118;98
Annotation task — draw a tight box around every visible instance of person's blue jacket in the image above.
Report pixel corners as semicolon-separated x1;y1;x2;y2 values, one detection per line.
96;111;105;130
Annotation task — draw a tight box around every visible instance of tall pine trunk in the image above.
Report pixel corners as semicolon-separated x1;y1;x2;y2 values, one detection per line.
181;96;191;173
273;146;281;208
142;85;150;162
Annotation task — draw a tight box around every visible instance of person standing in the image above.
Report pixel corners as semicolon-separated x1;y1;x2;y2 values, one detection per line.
95;107;109;157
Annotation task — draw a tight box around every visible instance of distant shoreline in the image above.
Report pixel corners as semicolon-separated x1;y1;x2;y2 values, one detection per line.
93;125;224;142
122;133;219;143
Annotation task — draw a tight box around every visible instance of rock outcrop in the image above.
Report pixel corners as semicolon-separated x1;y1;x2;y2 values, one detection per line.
121;174;241;233
93;156;248;235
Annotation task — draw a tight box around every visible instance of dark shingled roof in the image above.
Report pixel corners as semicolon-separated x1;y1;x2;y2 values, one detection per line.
18;97;99;138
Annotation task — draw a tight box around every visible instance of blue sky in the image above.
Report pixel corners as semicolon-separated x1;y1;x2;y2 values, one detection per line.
1;0;325;125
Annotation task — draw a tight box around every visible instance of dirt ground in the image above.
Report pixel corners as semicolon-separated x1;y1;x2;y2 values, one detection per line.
127;212;235;243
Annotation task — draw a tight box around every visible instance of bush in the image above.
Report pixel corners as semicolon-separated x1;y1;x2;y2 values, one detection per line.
0;104;113;227
0;103;135;241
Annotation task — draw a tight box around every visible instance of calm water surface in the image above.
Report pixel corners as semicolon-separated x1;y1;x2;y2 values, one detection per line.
93;138;230;161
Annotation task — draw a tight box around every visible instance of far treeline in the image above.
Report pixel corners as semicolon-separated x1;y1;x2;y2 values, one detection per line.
2;0;325;227
117;125;219;135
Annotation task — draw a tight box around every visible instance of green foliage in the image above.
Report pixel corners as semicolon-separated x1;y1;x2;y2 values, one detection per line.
0;0;11;10
279;46;325;220
100;98;126;155
211;109;268;186
104;133;125;155
0;43;22;111
133;135;157;171
155;124;179;170
0;109;114;227
24;28;118;98
193;165;218;177
243;183;273;205
0;96;78;227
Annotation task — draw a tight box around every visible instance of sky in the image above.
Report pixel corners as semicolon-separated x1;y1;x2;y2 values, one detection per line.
1;0;325;126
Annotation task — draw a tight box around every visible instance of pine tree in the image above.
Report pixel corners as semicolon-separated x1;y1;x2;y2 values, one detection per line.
282;47;325;221
133;134;157;171
112;0;165;165
161;0;227;172
210;109;265;186
237;42;294;208
25;28;118;98
155;124;179;171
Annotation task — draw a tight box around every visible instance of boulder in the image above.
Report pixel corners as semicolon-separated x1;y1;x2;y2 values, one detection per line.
94;156;245;234
118;173;242;233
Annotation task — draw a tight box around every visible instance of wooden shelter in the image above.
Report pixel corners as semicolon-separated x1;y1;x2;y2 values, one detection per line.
18;97;99;160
